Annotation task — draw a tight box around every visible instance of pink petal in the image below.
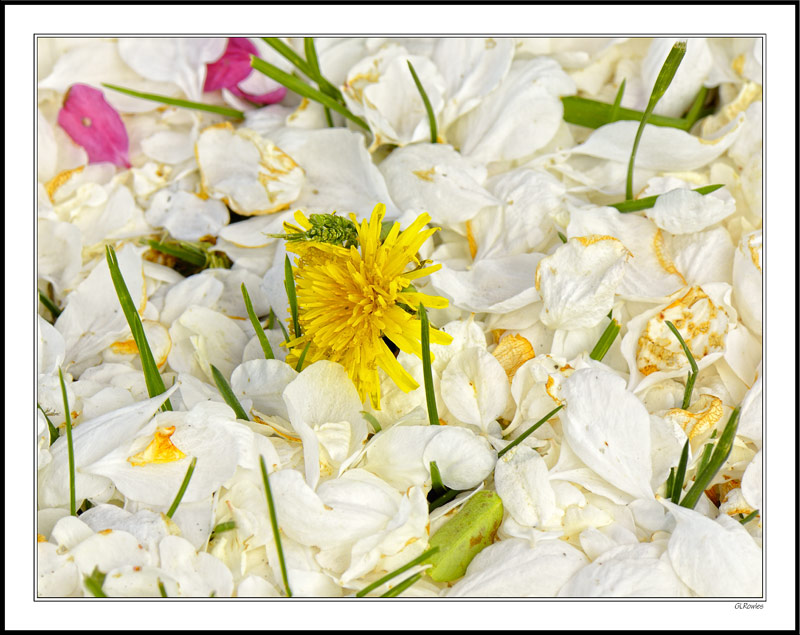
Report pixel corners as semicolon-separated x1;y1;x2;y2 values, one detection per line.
230;84;288;105
204;37;258;93
57;84;130;168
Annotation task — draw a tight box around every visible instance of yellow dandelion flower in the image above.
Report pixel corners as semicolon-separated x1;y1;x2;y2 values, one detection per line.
284;203;453;408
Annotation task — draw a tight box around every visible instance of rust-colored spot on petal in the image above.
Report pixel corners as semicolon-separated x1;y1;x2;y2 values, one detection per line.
99;528;113;535
127;426;186;467
492;334;535;381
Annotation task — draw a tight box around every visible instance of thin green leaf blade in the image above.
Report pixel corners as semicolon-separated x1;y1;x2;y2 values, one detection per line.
241;283;274;360
680;407;740;509
407;60;438;144
671;439;690;503
250;56;368;130
498;405;563;459
418;304;439;426
210;364;250;421
589;318;621;361
424;490;504;582
84;567;108;597
102;83;244;119
105;246;172;411
166;456;197;518
380;572;423;597
610;184;725;213
58;368;77;516
356;546;438;597
260;455;292;597
284;255;301;339
626;41;687;200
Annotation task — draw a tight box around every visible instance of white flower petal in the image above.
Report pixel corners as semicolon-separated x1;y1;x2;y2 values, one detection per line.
422;427;497;490
536;236;630;330
451;58;576;164
196;124;304;216
118;38;226;102
646;188;735;235
379;143;498;225
495;446;558;528
740;449;762;511
430;253;542;314
440;347;510;431
732;230;762;335
662;500;762;597
561;368;654;500
572;114;744;172
567;204;684;299
558;542;691;597
447;538;588;596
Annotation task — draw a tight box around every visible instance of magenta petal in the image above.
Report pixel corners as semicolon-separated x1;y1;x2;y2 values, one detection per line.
204;37;259;92
231;84;288;105
57;84;130;168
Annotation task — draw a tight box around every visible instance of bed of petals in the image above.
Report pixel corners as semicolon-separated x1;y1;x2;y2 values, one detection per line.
36;37;762;598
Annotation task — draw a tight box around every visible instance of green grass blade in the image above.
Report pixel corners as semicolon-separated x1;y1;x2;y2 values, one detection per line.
166;456;197;518
665;467;675;498
276;317;291;345
609;79;626;122
84;567;107;597
418;304;439;426
683;85;709;129
260;455;292;597
429;461;446;497
251;56;369;130
212;521;236;535
407;60;438;144
589;318;621;361
304;37;336;127
665;320;698;409
38;403;60;445
498;405;564;459
241;283;274;360
266;308;276;330
38;289;62;320
696;431;717;475
356;547;438;597
680;407;740;509
295;341;311;372
562;96;695;130
671;439;690;503
380;572;423;597
739;510;759;525
210;364;250;421
626;41;687;200
361;410;381;433
102;83;244;119
610;184;724;213
284;255;301;339
106;246;172;411
157;578;168;598
428;488;459;512
58;368;77;516
262;37;314;79
147;239;207;268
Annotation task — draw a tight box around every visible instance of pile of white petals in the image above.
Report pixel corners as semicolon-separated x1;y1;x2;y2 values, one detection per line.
37;36;762;598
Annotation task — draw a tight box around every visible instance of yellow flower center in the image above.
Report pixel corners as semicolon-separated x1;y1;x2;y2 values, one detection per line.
284;203;452;407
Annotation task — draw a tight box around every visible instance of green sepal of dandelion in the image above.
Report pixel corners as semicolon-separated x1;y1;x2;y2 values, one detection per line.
270;212;360;249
